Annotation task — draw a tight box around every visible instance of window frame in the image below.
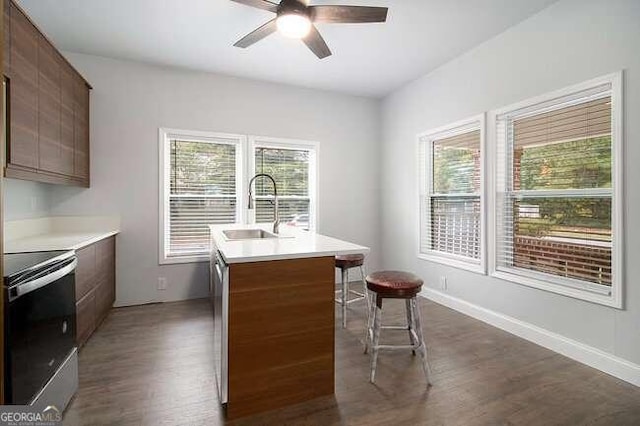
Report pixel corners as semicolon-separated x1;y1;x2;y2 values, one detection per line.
489;72;624;308
248;135;319;232
416;114;487;274
158;128;246;265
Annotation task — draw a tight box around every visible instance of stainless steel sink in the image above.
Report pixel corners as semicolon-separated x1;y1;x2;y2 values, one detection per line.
222;229;278;241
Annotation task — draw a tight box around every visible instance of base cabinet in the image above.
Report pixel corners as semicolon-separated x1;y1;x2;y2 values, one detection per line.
75;236;116;348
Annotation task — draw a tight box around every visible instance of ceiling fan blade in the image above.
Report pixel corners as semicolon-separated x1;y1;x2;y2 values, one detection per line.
303;25;332;59
230;0;278;13
234;19;278;48
309;6;388;24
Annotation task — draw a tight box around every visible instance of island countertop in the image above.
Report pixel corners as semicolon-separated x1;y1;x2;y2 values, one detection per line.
209;224;369;264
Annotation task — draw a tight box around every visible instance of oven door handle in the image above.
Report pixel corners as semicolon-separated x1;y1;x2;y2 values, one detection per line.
13;259;78;301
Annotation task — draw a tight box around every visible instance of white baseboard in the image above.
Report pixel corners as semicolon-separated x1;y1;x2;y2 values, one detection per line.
420;287;640;387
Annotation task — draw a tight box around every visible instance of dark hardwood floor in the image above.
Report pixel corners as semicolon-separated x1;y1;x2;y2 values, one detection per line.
63;296;640;426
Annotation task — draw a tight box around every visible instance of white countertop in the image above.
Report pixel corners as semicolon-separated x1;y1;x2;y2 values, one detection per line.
4;231;119;253
4;216;120;253
210;224;369;264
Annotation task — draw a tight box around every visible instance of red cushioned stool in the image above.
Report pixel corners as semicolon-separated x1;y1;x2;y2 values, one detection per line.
364;270;431;386
335;254;369;328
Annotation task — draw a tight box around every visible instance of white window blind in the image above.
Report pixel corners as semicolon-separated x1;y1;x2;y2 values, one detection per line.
251;142;316;230
495;78;621;300
160;130;243;262
419;118;483;270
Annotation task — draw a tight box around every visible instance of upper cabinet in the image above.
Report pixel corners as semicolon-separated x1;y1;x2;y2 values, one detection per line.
3;0;91;187
8;0;38;170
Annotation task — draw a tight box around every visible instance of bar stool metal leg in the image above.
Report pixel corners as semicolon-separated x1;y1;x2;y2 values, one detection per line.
336;260;368;329
411;297;431;386
363;290;376;354
341;268;349;328
360;265;370;312
370;298;382;383
405;299;416;355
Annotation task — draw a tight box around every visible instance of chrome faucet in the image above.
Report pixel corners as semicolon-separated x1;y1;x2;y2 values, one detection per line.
248;173;280;234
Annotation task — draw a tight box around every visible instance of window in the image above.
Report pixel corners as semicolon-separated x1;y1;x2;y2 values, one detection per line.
418;115;485;273
159;130;318;263
493;73;623;307
249;137;318;231
159;129;244;263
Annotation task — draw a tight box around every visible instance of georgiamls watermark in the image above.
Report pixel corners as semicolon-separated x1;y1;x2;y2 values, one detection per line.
0;405;62;426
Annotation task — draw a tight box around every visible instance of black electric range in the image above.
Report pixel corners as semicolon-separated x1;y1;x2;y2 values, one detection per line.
3;250;79;409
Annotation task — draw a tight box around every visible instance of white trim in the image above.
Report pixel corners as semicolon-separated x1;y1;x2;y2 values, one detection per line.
512;188;613;198
417;253;484;275
492;269;616;306
248;135;319;232
421;288;640;387
416;114;486;273
490;72;623;309
610;71;624;310
493;72;619;117
416;115;483;140
158;128;245;265
160;255;209;265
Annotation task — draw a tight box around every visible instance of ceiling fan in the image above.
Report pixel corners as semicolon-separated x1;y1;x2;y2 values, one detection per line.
231;0;388;59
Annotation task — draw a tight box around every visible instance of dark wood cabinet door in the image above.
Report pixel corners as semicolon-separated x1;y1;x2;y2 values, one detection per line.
76;289;96;347
73;76;89;183
59;57;74;176
37;35;62;174
8;2;38;169
95;274;115;325
75;243;96;301
3;0;10;73
95;237;116;322
95;237;115;282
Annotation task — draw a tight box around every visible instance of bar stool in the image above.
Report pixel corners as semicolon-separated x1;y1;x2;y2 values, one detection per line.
364;270;431;385
335;254;369;328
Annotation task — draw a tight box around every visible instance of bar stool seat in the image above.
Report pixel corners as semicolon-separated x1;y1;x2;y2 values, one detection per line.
335;254;365;269
335;253;369;328
364;270;431;386
365;271;422;298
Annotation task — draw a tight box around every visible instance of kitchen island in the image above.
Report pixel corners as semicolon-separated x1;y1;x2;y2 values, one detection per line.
209;224;369;419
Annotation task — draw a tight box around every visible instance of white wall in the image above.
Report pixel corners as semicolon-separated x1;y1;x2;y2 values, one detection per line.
50;53;381;306
381;0;640;366
4;179;53;220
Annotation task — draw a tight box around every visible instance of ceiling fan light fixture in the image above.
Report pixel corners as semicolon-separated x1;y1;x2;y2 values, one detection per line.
232;0;389;59
276;13;311;39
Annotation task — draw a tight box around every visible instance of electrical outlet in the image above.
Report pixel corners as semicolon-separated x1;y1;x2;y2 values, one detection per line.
440;276;447;291
158;277;167;291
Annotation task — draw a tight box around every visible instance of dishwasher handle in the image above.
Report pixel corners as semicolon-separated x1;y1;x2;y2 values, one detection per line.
214;251;227;281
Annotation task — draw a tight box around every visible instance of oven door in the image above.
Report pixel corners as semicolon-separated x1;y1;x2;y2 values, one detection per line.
4;259;77;405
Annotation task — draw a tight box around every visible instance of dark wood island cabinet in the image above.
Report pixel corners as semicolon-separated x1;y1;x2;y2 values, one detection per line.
210;225;370;419
3;0;91;187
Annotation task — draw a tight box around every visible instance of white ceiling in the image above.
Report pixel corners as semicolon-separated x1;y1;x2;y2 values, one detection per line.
17;0;557;98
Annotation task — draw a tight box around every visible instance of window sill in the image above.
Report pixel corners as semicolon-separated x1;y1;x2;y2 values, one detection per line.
417;252;485;275
491;268;622;309
160;254;210;265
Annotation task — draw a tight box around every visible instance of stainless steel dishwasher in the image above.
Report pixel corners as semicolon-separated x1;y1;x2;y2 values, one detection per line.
211;249;229;404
